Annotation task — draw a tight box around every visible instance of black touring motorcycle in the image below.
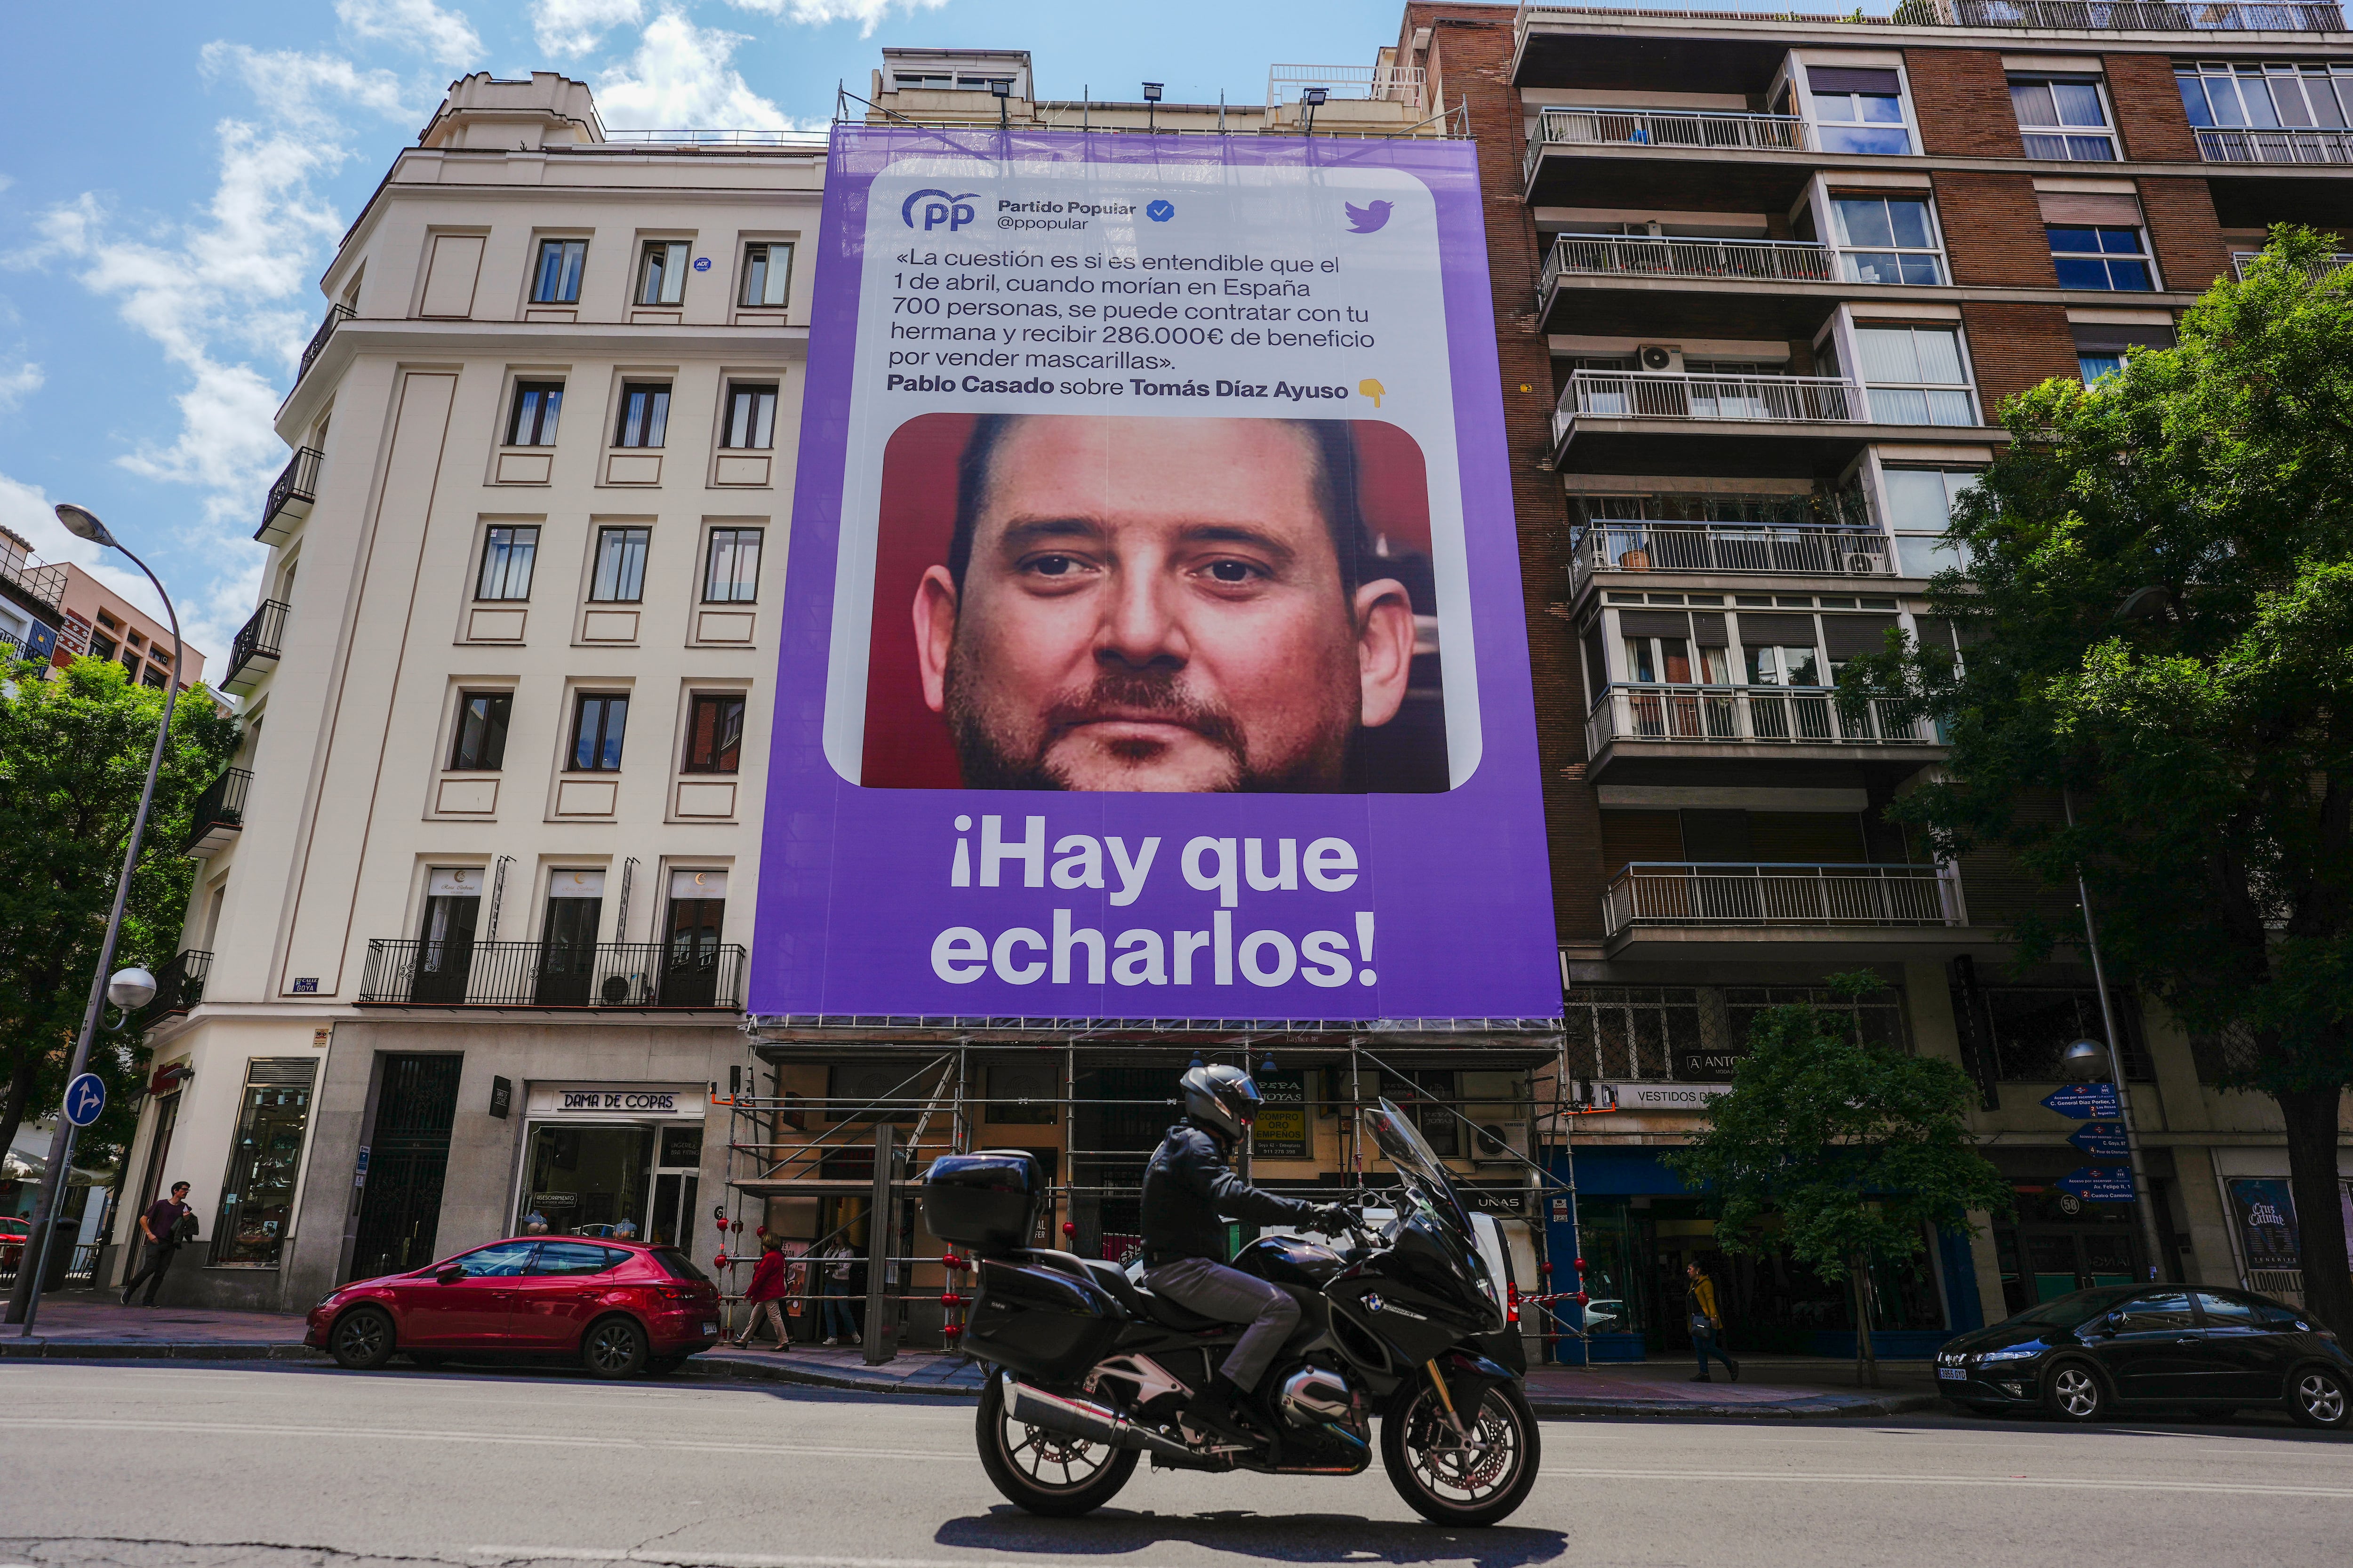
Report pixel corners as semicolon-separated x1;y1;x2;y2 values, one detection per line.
922;1100;1540;1525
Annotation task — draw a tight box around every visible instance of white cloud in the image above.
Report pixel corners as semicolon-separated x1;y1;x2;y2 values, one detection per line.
200;44;418;131
596;11;794;129
722;0;950;34
0;470;210;659
532;0;644;57
335;0;483;70
0;360;40;412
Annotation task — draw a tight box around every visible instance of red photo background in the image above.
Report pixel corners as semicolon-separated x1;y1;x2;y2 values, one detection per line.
859;413;1435;789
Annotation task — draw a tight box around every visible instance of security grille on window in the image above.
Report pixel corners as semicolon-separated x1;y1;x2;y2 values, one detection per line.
2049;226;2154;291
570;692;629;772
589;526;649;603
1881;468;1982;578
1829;194;1944;284
448;691;512;771
506;381;563;446
1854;325;1976;426
703;527;761;603
532;239;587;304
2009;77;2118;161
1806;65;1910;155
684;693;745;774
475;525;539;601
2177;59;2353;130
614;383;670;448
638;241;691;306
741;241;793;308
720;383;777;449
1952;985;2154;1080
1562;984;1910;1084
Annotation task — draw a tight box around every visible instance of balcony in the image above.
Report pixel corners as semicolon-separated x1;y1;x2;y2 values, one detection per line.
357;939;749;1010
1893;0;2346;28
1585;686;1944;775
184;768;252;856
132;949;212;1031
1601;861;1990;959
1553;370;1990;477
2196;127;2353;165
2232;250;2353;283
295;303;353;387
220;600;288;696
1537;232;1947;336
1572;523;1893;592
0;546;66;621
256;448;322;546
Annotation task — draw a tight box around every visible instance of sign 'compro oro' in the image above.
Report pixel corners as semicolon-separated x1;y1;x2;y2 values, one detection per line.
754;128;1558;1023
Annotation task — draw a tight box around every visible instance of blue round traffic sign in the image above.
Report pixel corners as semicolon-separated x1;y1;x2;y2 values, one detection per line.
63;1072;105;1127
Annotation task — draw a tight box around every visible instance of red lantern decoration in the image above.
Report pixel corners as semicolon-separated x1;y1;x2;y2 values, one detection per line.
713;1249;729;1269
1062;1221;1076;1238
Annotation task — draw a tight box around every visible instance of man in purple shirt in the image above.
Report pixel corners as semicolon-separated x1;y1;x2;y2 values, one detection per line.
120;1182;192;1307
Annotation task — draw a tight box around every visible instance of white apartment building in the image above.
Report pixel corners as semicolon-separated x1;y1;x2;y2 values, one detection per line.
109;72;821;1312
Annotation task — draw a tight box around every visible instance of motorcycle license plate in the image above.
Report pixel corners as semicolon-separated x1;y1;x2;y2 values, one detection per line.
1937;1368;1967;1380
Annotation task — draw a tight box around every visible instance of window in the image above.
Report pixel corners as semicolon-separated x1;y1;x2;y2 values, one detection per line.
1854;325;1976;426
637;240;691;306
2073;322;2175;386
89;631;117;661
720;383;777;449
2194;1291;2260;1328
742;241;793;308
570;692;630;771
683;693;746;774
530;1241;627;1276
1807;66;1910;155
1882;467;1981;577
506;381;564;446
532;239;587;305
2049;226;2154;291
614;382;671;448
703;527;762;602
475;525;539;601
209;1059;317;1268
448;692;512;771
2009;77;2118;160
1745;641;1822;687
1829;195;1944;285
589;526;649;602
141;665;168;690
1959;984;2154;1080
2113;1291;2197;1333
2177;60;2353;130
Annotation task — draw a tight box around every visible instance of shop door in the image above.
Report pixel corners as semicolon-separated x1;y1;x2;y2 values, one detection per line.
536;873;603;1006
648;1125;702;1248
519;1124;656;1238
350;1054;463;1282
662;896;724;1007
412;876;480;1004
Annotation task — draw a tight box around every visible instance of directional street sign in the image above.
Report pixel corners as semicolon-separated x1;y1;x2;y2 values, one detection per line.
2068;1120;2129;1157
61;1072;105;1128
2041;1083;2121;1120
2056;1165;2137;1202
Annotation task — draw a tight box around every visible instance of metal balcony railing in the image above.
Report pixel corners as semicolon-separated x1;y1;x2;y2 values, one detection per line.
1266;63;1426;106
257;447;321;544
1555;371;1861;447
1572;523;1893;586
358;939;749;1009
133;949;213;1030
1586;685;1933;756
1524;106;1807;184
0;547;67;619
184;768;253;856
1603;862;1961;936
1541;234;1841;297
2232;250;2353;283
296;303;352;385
2196;127;2353;165
221;600;288;695
1891;0;2346;26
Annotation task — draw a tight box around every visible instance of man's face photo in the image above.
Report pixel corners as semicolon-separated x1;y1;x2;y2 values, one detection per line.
910;416;1419;792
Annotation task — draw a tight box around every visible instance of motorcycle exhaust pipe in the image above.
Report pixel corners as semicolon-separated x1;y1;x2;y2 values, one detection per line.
1002;1375;1195;1461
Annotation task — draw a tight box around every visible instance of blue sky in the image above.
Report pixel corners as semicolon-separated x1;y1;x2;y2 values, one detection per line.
0;0;1414;666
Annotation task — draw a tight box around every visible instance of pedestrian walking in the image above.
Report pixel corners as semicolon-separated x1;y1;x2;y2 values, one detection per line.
818;1237;857;1345
734;1237;790;1349
1686;1259;1740;1383
120;1182;194;1307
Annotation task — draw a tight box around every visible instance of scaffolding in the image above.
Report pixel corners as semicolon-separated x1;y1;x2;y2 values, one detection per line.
715;1023;1584;1359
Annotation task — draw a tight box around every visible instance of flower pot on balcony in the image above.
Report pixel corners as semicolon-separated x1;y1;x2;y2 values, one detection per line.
1617;548;1650;570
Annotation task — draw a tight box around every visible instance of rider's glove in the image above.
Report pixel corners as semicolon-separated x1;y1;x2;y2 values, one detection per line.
1315;1205;1356;1235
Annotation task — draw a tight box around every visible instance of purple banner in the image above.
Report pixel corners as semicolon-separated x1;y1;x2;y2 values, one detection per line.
753;127;1558;1021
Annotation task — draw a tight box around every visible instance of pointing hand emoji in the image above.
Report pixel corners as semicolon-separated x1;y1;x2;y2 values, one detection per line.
1358;378;1386;408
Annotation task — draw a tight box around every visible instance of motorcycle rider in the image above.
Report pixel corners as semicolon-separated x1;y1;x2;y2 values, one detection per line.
1140;1064;1353;1447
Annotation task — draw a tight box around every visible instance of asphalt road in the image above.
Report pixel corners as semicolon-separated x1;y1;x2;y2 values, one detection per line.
1;1360;2347;1568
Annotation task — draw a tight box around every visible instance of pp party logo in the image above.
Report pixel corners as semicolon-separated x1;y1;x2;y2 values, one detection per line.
903;189;981;232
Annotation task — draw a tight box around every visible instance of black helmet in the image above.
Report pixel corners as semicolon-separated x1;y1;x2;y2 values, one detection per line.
1181;1064;1262;1140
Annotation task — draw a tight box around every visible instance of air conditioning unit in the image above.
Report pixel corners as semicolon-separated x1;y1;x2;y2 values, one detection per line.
1637;344;1680;373
1846;551;1879;575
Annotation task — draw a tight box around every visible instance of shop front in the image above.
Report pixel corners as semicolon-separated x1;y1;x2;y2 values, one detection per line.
516;1082;708;1246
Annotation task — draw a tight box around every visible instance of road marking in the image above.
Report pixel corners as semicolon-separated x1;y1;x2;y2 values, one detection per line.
1541;1465;2353;1498
8;1416;975;1463
475;1552;1167;1568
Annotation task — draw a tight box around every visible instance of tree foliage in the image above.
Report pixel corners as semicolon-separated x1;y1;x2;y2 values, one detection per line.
1841;226;2353;1334
0;655;238;1168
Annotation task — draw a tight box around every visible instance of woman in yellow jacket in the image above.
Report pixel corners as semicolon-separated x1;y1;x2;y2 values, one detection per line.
1686;1260;1741;1383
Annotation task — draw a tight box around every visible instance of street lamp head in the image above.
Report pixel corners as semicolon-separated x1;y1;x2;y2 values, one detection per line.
108;966;158;1012
2115;584;2173;623
2059;1038;2110;1082
53;503;118;549
1303;87;1329;106
1141;82;1164;102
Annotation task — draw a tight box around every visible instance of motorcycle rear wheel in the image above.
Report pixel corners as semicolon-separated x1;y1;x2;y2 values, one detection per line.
1380;1379;1541;1527
975;1376;1141;1517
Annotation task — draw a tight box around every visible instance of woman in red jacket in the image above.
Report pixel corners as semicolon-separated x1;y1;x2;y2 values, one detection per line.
735;1237;790;1349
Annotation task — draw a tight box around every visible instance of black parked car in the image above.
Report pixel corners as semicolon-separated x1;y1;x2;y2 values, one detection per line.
1935;1284;2351;1429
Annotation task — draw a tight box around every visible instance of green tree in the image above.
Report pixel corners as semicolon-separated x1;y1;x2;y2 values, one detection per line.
0;654;238;1172
1841;226;2353;1338
1663;976;2011;1387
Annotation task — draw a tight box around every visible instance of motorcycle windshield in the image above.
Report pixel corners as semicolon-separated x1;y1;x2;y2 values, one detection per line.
1364;1098;1478;1243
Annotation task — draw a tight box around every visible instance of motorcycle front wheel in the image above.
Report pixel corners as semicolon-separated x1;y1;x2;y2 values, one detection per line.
1380;1379;1541;1527
975;1375;1141;1517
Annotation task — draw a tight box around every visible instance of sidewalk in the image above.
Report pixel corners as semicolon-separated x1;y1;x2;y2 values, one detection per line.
0;1292;318;1359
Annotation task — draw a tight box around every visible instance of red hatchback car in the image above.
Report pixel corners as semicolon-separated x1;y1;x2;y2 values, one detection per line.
308;1236;720;1377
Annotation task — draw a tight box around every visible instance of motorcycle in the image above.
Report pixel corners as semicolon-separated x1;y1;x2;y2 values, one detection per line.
922;1099;1541;1526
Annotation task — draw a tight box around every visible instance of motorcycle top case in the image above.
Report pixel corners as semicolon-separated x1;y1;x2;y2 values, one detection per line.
922;1149;1045;1255
966;1255;1128;1384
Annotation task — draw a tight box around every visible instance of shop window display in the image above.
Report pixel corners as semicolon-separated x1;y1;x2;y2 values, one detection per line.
210;1059;317;1266
519;1124;655;1238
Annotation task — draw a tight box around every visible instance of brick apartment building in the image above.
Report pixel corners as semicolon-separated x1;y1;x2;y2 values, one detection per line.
1394;0;2353;1360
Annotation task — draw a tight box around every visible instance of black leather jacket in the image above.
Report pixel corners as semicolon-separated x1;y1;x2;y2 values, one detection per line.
1139;1119;1321;1266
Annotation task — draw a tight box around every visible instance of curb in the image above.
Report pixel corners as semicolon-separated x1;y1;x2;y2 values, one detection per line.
676;1353;985;1398
1528;1391;1938;1421
0;1340;323;1361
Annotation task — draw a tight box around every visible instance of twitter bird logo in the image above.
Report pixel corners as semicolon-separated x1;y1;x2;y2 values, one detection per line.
1345;200;1393;234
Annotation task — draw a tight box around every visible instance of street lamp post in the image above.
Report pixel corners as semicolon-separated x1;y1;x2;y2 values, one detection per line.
1302;85;1329;137
5;504;184;1333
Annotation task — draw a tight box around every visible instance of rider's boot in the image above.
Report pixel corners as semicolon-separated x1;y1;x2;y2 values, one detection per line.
1185;1374;1263;1448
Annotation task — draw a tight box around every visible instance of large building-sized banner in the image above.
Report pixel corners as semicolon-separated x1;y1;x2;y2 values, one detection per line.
755;127;1557;1021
